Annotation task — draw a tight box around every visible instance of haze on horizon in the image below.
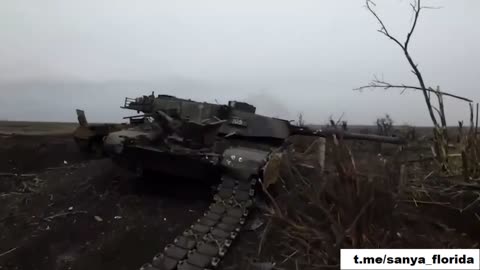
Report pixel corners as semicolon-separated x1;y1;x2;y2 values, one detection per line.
1;0;478;126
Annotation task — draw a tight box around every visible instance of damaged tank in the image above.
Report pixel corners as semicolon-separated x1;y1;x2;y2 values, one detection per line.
101;92;404;270
104;93;290;180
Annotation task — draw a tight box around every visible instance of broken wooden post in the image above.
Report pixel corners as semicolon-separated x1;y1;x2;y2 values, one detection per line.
476;103;479;136
318;137;326;173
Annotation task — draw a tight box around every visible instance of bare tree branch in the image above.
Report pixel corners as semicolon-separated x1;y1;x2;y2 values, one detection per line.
405;1;420;49
354;80;473;103
360;0;453;127
365;0;403;48
422;6;444;10
434;86;448;130
432;106;442;120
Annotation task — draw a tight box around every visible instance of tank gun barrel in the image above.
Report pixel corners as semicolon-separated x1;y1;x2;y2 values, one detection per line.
290;125;406;145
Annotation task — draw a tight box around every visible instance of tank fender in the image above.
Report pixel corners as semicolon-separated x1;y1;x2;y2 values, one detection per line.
221;147;271;181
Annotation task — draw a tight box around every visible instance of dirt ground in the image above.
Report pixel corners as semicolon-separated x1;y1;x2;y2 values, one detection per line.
0;133;229;270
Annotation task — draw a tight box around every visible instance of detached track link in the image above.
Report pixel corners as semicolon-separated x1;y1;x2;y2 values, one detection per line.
140;176;256;270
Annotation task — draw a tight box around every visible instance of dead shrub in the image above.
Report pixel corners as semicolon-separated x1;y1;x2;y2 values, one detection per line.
261;136;402;268
459;103;480;180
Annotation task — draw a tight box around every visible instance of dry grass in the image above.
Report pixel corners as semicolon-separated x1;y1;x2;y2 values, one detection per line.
259;136;402;269
458;103;480;180
258;135;479;270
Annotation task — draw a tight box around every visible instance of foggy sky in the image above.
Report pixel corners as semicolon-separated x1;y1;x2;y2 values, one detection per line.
1;0;479;125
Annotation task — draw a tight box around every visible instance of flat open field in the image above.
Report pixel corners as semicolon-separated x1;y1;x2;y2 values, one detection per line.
0;121;79;135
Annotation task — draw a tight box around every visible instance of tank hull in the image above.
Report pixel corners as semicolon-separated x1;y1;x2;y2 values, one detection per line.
112;145;222;182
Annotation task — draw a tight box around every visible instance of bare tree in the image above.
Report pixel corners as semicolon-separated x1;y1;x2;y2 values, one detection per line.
376;114;394;136
361;0;440;124
355;0;472;171
297;112;306;127
328;113;346;129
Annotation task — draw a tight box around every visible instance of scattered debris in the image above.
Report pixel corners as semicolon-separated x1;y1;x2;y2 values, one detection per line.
280;250;299;265
0;172;37;177
245;217;265;231
46;165;79;171
19;173;37;177
43;210;88;221
0;192;24;197
297;163;314;169
21;181;40;193
0;247;18;258
94;216;103;222
114;216;122;220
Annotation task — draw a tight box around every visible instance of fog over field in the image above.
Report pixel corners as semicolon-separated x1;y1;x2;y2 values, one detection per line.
1;0;478;125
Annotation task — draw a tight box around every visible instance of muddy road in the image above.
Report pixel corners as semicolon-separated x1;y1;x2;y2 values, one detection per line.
0;134;222;270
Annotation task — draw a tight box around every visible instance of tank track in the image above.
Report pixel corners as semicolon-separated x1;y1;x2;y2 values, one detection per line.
139;175;257;270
